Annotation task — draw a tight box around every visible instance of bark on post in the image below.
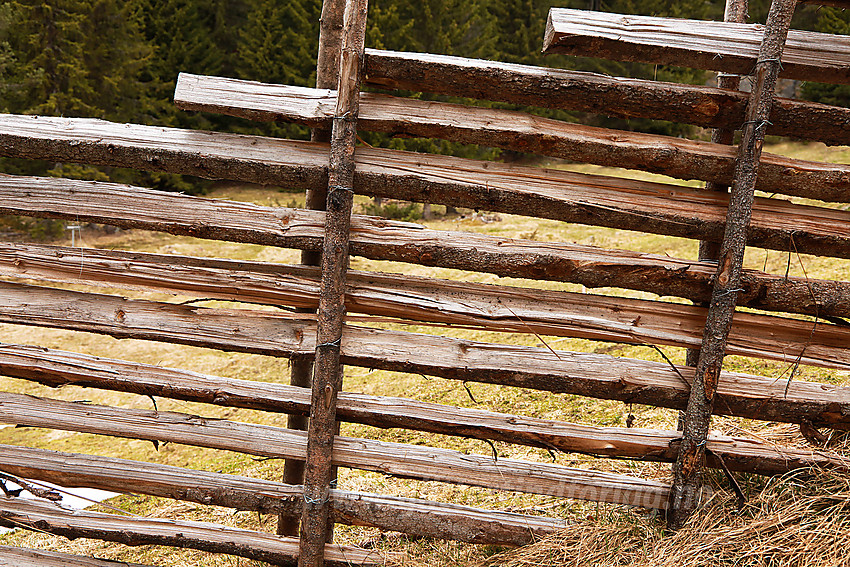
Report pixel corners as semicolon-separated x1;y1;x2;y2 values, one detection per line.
299;0;368;565
684;0;749;421
669;0;798;529
280;0;347;538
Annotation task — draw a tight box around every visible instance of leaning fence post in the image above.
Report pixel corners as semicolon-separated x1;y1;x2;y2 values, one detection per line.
669;0;797;529
279;0;347;538
299;0;369;565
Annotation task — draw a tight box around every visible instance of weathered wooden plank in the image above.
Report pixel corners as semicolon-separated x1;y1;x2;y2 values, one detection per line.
2;244;849;369
0;496;383;567
364;49;850;146
672;0;798;529
0;444;563;546
1;175;848;319
175;72;850;205
0;345;844;473
0;283;846;430
0;546;153;567
544;8;850;84
4;114;850;239
301;2;369;562
0;392;671;508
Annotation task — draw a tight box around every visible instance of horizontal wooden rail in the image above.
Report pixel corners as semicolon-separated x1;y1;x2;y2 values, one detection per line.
3;243;850;368
363;49;850;147
0;392;671;508
176;72;850;206
1;344;844;472
0;175;848;319
0;546;154;567
0;496;383;567
0;444;562;546
0;284;846;429
543;9;850;84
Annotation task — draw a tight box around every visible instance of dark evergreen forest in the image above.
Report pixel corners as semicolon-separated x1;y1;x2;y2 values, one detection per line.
1;0;847;192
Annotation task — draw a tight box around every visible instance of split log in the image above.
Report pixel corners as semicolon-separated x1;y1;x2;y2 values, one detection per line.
4;114;850;238
2;244;849;369
0;283;847;429
0;392;671;509
0;546;153;567
543;8;850;84
0;496;384;567
176;72;850;205
0;444;563;546
0;176;848;319
363;49;850;147
0;345;844;473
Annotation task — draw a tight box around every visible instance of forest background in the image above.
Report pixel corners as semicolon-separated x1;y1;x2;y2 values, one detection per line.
1;0;848;197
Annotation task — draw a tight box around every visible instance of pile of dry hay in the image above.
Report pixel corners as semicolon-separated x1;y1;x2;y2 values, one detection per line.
479;468;850;567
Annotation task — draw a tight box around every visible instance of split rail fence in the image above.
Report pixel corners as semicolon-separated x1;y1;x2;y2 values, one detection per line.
0;0;849;564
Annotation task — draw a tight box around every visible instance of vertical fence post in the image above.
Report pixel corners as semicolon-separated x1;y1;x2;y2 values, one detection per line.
669;0;798;529
299;0;369;565
682;0;749;425
279;0;347;538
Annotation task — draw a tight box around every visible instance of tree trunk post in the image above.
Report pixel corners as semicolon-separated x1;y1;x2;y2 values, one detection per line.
669;0;798;529
299;0;369;565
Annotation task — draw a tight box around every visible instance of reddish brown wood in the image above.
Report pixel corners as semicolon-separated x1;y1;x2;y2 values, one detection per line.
363;49;850;146
671;0;798;529
0;176;848;319
0;283;847;430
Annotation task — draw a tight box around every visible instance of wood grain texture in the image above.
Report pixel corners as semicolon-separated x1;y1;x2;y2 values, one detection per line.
1;344;843;473
363;49;850;146
0;174;848;319
176;72;850;205
0;392;671;509
544;8;850;84
0;283;846;430
4;113;850;244
0;496;385;567
2;243;849;369
0;444;563;546
0;546;153;567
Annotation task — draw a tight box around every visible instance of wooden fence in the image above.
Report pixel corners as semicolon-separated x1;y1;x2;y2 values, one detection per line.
0;0;848;564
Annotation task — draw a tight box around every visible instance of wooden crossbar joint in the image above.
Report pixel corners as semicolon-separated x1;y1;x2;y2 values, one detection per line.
300;0;369;565
669;0;799;529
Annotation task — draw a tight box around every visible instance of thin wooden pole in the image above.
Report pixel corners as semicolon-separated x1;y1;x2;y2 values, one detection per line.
669;0;798;529
683;0;749;425
279;0;347;538
299;0;368;565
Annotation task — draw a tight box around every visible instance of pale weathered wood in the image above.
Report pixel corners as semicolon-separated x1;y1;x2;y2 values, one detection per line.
363;49;850;146
4;113;850;239
0;546;153;567
302;1;369;562
672;0;798;529
0;344;843;472
0;496;383;567
544;8;850;84
2;244;849;369
0;444;563;546
0;283;846;429
175;72;850;205
0;392;671;508
1;175;848;319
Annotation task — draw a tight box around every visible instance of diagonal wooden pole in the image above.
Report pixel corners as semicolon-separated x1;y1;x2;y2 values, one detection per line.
299;0;369;565
682;0;749;426
669;0;798;529
279;0;347;538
